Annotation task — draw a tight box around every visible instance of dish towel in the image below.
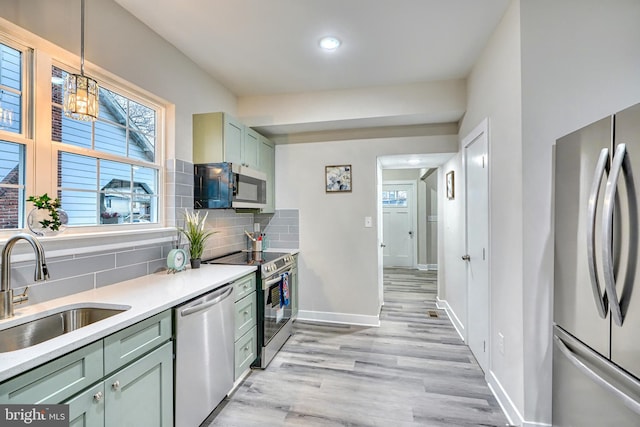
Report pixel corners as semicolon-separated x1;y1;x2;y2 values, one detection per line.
280;272;290;307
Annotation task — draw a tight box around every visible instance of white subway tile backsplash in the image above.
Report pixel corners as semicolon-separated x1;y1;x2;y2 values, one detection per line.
96;263;149;288
0;160;299;306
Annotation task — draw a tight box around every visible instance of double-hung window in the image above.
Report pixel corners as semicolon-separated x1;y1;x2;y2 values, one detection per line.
0;39;27;230
51;65;160;226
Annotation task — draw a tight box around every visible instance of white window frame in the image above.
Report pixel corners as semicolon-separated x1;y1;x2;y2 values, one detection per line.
0;34;33;234
51;62;163;230
0;22;167;240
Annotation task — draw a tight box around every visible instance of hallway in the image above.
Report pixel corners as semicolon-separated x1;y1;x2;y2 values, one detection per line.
206;268;508;426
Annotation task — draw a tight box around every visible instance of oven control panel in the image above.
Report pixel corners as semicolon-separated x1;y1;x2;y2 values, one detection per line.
261;254;295;277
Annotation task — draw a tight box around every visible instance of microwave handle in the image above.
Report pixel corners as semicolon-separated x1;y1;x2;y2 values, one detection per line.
231;173;238;196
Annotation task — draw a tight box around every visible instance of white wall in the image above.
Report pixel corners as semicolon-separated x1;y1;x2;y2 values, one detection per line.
444;0;640;425
457;0;525;421
520;0;640;423
1;0;237;162
238;80;466;129
439;155;465;333
276;135;457;325
423;171;438;267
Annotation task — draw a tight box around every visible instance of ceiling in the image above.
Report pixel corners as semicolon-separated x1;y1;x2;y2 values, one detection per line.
114;0;509;168
114;0;510;97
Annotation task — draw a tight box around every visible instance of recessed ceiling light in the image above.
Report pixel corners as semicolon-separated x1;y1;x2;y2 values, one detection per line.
319;36;341;51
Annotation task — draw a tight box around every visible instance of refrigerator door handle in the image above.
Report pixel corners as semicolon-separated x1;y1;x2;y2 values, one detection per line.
554;334;640;415
587;148;610;318
602;143;626;326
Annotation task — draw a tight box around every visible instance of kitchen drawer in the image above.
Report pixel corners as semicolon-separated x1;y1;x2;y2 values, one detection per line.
233;273;256;302
65;382;105;427
0;340;103;404
234;326;257;380
103;310;172;375
234;292;256;340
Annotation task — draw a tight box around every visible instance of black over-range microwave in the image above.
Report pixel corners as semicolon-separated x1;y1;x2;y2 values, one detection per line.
194;162;267;209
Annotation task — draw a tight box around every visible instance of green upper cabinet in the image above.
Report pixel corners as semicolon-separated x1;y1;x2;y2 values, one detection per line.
243;127;260;169
193;112;258;169
223;114;244;165
193;111;277;212
258;135;276;213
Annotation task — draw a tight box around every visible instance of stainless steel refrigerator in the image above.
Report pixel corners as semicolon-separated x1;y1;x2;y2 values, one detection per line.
554;103;640;425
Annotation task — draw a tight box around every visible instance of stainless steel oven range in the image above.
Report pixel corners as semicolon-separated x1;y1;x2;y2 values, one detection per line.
204;251;295;368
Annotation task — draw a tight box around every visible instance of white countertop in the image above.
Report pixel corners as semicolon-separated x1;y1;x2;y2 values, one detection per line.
0;264;256;382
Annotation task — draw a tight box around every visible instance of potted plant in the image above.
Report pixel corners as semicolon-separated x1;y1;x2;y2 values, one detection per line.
179;210;215;268
26;193;68;236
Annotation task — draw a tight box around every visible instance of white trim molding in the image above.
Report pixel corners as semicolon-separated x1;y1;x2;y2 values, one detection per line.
436;297;464;341
487;371;551;427
297;310;380;327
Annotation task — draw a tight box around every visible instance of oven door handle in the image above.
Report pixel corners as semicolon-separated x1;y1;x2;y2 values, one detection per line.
263;270;292;289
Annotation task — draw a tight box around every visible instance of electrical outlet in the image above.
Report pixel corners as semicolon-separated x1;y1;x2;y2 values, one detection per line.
498;332;505;355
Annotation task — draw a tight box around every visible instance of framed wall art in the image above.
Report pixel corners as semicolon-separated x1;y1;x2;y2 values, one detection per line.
325;164;352;192
446;171;455;200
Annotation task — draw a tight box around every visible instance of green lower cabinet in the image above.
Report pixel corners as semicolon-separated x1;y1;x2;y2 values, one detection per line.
65;340;173;427
0;341;104;405
66;383;105;427
104;341;173;427
234;326;257;380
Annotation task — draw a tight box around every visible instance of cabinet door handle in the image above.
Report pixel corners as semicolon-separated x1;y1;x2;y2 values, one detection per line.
93;391;103;402
112;380;121;391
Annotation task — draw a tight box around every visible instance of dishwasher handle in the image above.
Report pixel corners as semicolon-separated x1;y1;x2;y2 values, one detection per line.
180;285;233;317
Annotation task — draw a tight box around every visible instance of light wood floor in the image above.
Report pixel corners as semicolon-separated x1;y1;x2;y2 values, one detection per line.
204;268;509;427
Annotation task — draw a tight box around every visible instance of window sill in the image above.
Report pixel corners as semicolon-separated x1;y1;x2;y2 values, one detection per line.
0;226;178;262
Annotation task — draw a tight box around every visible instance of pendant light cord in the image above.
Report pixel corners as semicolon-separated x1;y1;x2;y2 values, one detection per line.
80;0;85;76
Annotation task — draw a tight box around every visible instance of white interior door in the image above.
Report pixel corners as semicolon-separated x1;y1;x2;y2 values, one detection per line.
383;183;416;267
464;120;490;374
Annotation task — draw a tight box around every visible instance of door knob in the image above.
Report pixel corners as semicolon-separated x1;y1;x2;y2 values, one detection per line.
461;255;471;261
380;243;386;248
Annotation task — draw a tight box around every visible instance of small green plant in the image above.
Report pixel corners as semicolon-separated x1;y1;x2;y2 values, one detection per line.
179;210;216;260
27;193;63;231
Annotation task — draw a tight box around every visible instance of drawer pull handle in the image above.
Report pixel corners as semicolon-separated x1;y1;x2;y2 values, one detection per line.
93;391;103;402
112;380;120;391
243;310;249;316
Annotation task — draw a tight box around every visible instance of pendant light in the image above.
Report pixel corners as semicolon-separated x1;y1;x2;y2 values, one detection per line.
64;0;99;121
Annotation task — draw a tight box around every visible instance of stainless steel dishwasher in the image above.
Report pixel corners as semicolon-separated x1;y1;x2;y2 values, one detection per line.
175;284;234;427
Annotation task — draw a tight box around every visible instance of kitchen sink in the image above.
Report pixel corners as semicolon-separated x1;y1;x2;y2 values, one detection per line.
0;305;130;353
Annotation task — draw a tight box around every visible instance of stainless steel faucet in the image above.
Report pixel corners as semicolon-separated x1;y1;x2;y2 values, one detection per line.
1;233;49;319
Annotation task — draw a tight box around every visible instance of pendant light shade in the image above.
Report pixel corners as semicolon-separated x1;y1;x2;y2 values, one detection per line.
64;0;99;121
64;74;98;120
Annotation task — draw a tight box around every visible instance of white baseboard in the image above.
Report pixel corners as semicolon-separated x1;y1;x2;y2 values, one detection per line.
487;371;551;427
435;297;464;341
297;310;380;327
